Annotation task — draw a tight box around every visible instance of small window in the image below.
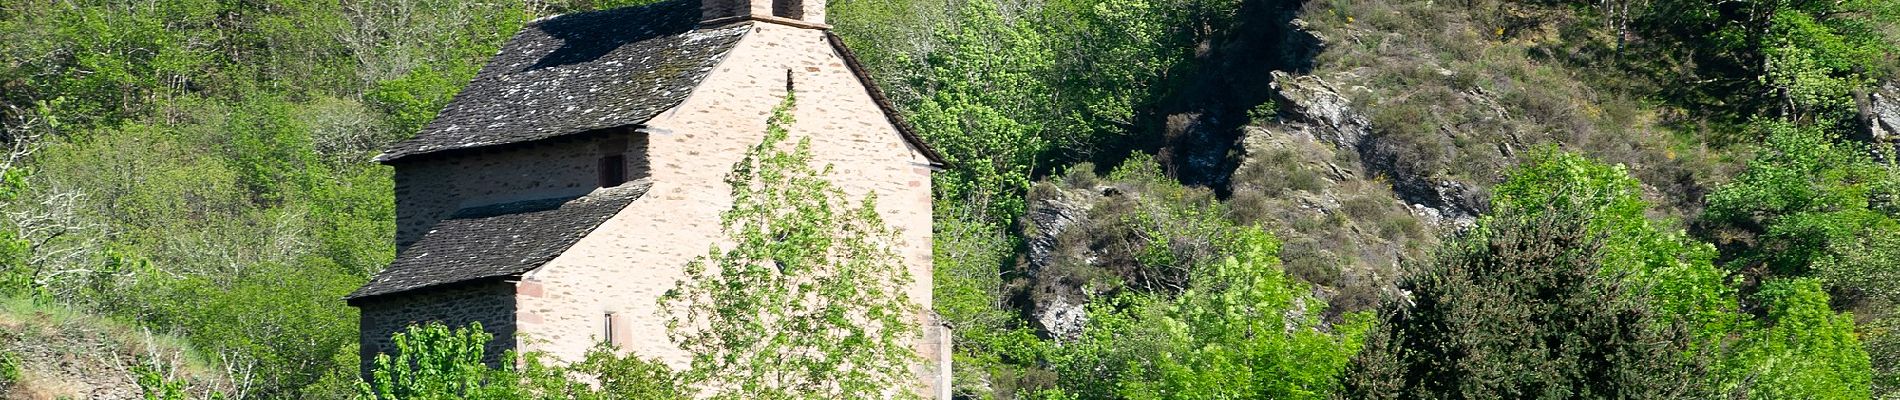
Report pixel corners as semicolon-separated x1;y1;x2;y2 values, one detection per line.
603;312;618;346
772;0;802;18
598;155;627;187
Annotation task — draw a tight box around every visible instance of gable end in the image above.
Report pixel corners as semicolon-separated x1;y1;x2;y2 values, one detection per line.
824;32;948;169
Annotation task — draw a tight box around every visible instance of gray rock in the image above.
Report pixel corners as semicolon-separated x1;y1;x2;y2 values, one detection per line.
1870;84;1900;143
1033;293;1090;341
1271;71;1371;149
1024;184;1098;274
1021;183;1106;339
1267;70;1479;225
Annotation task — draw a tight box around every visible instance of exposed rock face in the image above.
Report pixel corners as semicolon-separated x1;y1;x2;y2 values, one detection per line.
1151;1;1323;189
1231;124;1429;318
1869;84;1900;143
1160;112;1243;189
1270;72;1370;148
1025;184;1098;275
1268;70;1480;226
1022;183;1105;339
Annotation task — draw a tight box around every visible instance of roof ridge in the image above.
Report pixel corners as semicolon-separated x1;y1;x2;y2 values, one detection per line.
377;2;750;163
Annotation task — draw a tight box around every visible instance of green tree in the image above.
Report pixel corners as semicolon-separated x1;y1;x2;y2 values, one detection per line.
0;169;30;296
1343;200;1719;399
1050;228;1369;399
1701;122;1899;394
356;322;691;400
662;93;921;399
1347;150;1873;398
1703;122;1900;299
1488;149;1737;336
909;0;1057;224
1626;0;1899;126
561;344;696;400
1723;278;1872;398
1343;149;1742;398
356;322;524;400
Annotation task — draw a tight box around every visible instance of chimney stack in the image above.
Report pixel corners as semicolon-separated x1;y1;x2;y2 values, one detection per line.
702;0;826;27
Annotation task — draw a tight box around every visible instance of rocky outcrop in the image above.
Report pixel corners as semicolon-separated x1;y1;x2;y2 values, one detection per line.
1270;71;1370;148
1866;84;1900;144
1267;70;1480;225
1230;124;1429;317
1021;183;1107;339
1151;1;1324;189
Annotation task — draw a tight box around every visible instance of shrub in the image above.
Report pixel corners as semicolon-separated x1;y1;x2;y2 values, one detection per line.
1350;150;1873;398
1048;228;1370;399
1344;205;1718;399
356;322;519;400
0;351;18;388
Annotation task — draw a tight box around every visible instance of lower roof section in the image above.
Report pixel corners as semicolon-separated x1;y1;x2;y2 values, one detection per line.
347;180;653;303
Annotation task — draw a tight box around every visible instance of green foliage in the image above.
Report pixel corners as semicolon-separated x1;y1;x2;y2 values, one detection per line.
148;260;362;398
1040;0;1222;141
1348;151;1736;397
356;322;521;400
562;345;696;400
0;351;18;387
1724;278;1872;398
1700;121;1900;395
1491;149;1737;335
1102;154;1237;291
1703;122;1900;297
0;157;31;297
356;322;690;400
136;362;223;400
1345;200;1718;399
1625;0;1900;125
365;67;463;139
0;0;634;395
1349;150;1873;398
909;0;1057;224
1049;228;1369;399
1001;155;1369;398
930;200;1047;396
661;94;920;399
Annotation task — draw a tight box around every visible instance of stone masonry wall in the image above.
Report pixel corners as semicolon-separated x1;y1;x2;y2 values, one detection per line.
391;131;647;248
356;281;519;374
512;22;943;396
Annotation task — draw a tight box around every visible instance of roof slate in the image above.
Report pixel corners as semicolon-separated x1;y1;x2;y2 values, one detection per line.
346;181;653;301
376;0;750;163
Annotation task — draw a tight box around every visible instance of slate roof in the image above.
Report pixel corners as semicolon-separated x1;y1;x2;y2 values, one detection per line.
346;181;653;301
375;0;750;163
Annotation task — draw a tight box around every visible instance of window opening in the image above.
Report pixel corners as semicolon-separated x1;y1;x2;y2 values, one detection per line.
599;155;627;187
604;312;618;346
772;0;802;19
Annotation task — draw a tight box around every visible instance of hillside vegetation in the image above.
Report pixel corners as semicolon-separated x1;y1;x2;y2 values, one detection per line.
2;0;1899;397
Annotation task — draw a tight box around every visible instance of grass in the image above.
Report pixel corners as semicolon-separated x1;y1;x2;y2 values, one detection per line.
1298;0;1737;221
0;296;230;399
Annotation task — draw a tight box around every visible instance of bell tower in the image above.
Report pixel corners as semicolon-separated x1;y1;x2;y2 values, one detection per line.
701;0;826;27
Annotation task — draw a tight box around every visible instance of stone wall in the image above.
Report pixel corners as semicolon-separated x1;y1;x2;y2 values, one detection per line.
356;281;520;373
390;131;648;248
512;22;943;396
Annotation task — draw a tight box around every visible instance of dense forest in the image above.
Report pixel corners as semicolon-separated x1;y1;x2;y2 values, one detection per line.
1;0;1899;397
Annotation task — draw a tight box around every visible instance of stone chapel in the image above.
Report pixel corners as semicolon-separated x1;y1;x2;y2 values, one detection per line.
343;0;949;395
